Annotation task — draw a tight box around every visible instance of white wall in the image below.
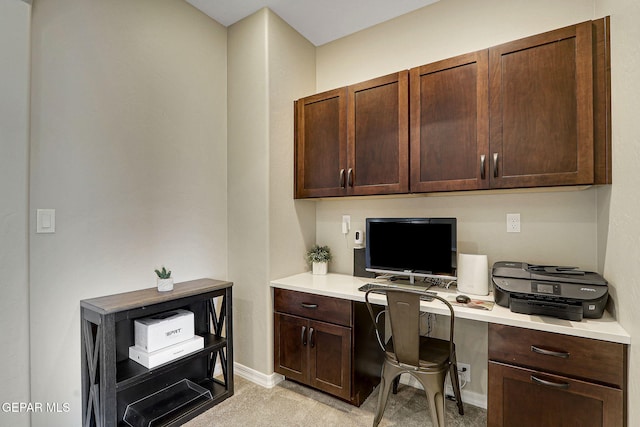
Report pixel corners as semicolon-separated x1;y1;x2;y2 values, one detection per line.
0;1;31;426
227;8;316;376
314;0;607;403
29;0;228;425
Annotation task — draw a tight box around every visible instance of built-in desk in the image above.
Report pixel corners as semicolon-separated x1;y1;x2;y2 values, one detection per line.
271;272;629;344
271;272;630;426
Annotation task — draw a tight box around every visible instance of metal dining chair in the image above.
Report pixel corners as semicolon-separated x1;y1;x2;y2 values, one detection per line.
365;287;464;426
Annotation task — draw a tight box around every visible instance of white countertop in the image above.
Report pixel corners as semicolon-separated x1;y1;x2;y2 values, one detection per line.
271;272;630;344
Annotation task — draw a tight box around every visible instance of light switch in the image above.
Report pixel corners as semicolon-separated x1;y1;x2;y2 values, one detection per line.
37;209;56;233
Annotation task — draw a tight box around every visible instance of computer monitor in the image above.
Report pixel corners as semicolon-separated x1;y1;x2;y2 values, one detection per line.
365;217;457;283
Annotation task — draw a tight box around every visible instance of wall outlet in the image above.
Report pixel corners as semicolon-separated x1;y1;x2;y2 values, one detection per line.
457;362;471;383
506;213;521;233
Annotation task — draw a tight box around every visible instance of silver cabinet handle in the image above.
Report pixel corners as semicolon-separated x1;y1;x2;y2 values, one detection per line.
347;168;353;187
309;327;315;348
301;303;318;309
531;345;570;359
531;375;569;389
493;153;499;177
301;325;307;346
339;169;345;188
480;154;486;180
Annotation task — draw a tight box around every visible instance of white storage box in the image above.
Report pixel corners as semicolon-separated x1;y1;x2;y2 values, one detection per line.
129;335;204;369
134;309;195;352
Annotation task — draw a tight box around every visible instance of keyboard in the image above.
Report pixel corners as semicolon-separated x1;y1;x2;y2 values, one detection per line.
358;283;436;301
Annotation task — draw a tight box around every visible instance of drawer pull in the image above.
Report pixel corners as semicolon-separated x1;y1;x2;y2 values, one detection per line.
309;328;315;348
493;152;499;177
301;303;318;309
339;169;345;188
531;345;569;359
301;326;307;346
531;375;569;389
480;154;486;179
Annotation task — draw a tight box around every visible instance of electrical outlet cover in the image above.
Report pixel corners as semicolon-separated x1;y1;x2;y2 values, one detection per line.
506;213;520;233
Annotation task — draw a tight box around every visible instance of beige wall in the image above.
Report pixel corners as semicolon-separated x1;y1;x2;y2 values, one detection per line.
227;9;271;375
0;1;31;426
316;0;596;92
313;0;614;405
9;0;639;423
594;1;640;425
29;0;228;425
267;11;316;282
228;8;316;376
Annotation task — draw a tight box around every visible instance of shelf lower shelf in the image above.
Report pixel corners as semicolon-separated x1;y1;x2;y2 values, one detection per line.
117;334;226;390
118;378;231;427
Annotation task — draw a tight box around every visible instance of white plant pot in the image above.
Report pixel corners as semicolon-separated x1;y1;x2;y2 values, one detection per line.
312;262;328;275
157;278;174;292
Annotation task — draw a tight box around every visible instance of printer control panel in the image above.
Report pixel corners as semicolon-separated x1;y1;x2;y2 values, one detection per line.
532;281;561;295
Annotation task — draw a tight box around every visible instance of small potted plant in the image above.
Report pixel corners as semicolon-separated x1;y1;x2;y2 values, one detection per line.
155;266;173;292
306;245;332;275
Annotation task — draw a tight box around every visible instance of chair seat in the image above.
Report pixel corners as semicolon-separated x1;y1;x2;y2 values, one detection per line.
384;336;452;369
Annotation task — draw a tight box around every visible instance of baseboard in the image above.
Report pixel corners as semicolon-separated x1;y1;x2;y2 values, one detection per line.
399;374;487;409
234;362;284;389
232;363;487;408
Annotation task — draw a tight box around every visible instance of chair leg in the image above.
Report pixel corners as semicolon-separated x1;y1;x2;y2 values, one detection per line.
414;371;446;427
373;363;398;427
392;375;400;394
450;354;465;415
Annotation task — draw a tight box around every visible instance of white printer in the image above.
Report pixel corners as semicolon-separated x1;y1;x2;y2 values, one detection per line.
492;261;609;321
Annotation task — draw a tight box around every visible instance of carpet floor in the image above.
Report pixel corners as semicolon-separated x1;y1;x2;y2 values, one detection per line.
185;376;487;427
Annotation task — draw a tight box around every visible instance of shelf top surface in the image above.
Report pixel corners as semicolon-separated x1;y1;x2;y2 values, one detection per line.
81;278;232;314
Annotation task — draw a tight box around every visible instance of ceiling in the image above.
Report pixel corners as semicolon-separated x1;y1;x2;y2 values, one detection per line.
185;0;439;46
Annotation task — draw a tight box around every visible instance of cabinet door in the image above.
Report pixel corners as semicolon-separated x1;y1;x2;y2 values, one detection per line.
308;319;352;401
488;361;623;427
348;72;409;195
274;313;308;384
489;21;594;188
410;51;489;192
295;87;348;198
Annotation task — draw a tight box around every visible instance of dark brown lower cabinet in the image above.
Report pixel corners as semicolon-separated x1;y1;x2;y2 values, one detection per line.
275;313;352;400
489;361;623;427
273;288;383;406
488;324;626;427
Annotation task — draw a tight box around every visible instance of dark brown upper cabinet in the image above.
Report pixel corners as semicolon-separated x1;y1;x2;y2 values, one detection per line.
294;18;610;199
294;87;348;198
410;50;489;192
488;21;596;189
294;72;409;198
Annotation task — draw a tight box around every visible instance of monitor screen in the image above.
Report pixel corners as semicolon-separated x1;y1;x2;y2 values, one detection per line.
365;218;457;279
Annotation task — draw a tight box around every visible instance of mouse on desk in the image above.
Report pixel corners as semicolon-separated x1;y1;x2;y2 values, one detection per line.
456;294;471;304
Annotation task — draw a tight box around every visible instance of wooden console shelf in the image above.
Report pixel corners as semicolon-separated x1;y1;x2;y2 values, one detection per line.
81;278;233;427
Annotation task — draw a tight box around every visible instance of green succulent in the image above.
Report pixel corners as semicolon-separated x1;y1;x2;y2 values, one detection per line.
155;266;172;279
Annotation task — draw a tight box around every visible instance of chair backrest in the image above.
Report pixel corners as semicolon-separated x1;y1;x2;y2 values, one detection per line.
365;287;455;367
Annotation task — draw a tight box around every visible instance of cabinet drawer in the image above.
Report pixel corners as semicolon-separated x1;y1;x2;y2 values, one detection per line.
488;361;623;427
489;324;625;387
274;288;352;327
